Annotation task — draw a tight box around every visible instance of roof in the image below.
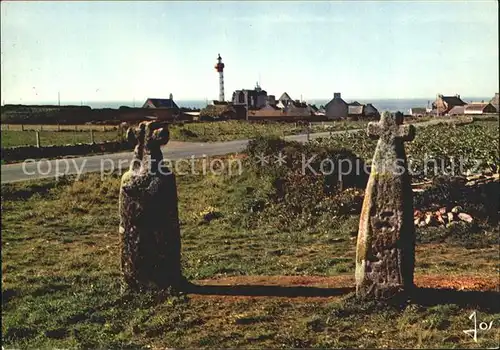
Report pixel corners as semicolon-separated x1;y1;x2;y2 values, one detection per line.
440;95;466;107
308;104;319;112
348;105;364;115
325;95;347;108
464;103;493;112
143;98;179;109
349;101;362;106
279;92;292;102
447;106;465;115
289;100;308;108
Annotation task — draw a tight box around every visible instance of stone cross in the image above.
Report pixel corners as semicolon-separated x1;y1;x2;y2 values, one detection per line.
119;120;183;291
355;111;416;299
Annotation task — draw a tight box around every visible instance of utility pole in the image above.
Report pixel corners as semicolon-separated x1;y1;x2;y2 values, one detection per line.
58;91;61;106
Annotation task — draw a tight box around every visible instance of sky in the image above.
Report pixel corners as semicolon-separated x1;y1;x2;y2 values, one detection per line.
1;0;498;104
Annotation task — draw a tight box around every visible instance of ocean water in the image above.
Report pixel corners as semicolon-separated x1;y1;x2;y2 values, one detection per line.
20;97;491;113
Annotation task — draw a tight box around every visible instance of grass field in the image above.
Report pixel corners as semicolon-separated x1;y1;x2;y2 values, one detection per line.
2;120;499;348
1;130;123;148
1;120;369;148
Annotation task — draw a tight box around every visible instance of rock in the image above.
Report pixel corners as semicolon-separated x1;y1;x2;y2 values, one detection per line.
119;121;183;291
458;212;473;223
451;206;463;214
438;207;447;215
356;111;416;300
414;218;421;226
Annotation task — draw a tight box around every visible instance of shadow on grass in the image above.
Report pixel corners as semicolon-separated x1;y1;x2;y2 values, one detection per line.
185;283;499;311
411;288;499;311
185;283;354;298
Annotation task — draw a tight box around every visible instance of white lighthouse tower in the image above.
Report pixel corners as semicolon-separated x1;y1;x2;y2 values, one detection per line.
214;53;225;102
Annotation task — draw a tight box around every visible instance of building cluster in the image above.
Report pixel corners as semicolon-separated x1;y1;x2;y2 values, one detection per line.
223;83;379;121
410;93;499;117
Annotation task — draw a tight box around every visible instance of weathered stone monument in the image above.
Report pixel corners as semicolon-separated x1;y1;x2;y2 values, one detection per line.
119;120;182;290
355;111;416;299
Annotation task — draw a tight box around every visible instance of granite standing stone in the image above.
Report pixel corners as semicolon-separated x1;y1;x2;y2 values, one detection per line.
119;121;182;290
355;111;416;299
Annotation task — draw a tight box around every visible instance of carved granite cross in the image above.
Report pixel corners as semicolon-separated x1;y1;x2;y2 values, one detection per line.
355;111;416;300
119;120;183;291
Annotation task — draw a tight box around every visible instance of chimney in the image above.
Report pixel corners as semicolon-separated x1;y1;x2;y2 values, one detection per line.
334;92;341;99
169;93;173;100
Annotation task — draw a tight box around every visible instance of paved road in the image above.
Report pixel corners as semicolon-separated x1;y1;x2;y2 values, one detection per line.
0;118;468;184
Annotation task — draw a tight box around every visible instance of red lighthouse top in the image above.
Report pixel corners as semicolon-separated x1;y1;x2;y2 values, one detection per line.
215;53;225;72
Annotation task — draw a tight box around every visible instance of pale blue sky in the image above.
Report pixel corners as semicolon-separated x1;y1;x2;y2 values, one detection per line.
1;0;498;104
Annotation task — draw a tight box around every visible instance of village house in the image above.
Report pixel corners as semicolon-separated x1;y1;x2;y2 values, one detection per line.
285;100;312;118
364;103;380;119
142;94;180;111
464;102;497;115
431;94;467;116
232;83;268;109
138;94;181;120
325;92;348;120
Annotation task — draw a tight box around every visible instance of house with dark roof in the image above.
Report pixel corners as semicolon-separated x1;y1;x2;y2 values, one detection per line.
325;92;348;120
285;100;312;118
277;92;293;109
142;95;180;110
232;83;268;109
432;94;467;115
364;103;379;119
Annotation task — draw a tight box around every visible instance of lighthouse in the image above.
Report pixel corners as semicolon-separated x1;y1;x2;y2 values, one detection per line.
214;53;225;102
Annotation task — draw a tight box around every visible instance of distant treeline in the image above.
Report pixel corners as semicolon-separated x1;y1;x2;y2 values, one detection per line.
0;104;199;125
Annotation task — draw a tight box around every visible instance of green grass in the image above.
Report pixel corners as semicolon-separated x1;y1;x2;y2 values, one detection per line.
2;169;498;348
169;120;370;142
2;120;499;348
1;130;122;148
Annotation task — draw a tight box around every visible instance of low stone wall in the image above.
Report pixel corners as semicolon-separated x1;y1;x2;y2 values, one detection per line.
1;141;133;163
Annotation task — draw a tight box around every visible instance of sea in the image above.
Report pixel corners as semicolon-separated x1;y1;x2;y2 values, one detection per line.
6;97;492;113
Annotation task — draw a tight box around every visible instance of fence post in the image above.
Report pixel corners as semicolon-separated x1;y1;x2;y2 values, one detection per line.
36;131;41;148
90;129;95;144
40;125;43;131
21;124;24;131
